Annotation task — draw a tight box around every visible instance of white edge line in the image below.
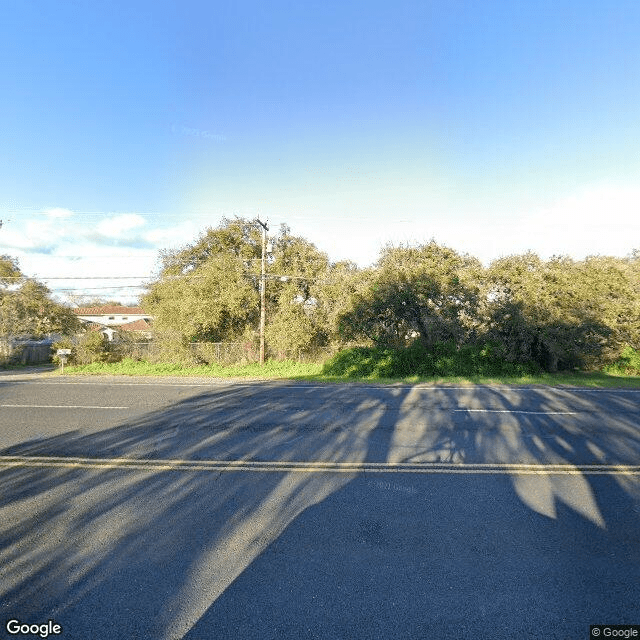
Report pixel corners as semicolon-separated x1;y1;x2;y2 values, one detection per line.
455;409;578;415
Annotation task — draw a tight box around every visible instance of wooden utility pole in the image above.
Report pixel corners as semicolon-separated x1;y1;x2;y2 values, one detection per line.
256;218;269;365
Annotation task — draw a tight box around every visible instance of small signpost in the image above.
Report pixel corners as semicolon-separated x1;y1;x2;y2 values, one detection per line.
56;348;71;373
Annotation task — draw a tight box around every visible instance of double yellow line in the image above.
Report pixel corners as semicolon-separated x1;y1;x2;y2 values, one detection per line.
1;455;639;475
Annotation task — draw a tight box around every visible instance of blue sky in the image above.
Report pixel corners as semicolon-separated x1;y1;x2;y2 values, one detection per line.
1;0;639;304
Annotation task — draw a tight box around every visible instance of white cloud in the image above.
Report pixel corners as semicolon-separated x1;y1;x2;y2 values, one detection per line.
94;213;146;240
143;219;200;248
42;207;74;219
0;209;216;304
1;216;70;253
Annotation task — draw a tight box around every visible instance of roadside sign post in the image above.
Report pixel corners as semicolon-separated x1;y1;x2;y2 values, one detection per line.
56;349;71;374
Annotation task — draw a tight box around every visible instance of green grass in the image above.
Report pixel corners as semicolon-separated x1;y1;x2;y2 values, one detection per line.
602;345;640;376
54;357;324;379
50;356;640;388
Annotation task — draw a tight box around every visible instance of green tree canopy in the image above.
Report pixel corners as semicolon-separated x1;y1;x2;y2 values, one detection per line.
144;252;259;343
0;254;22;286
313;260;369;347
158;217;264;277
0;256;80;339
338;242;484;348
485;253;621;371
144;220;640;372
144;218;332;352
263;230;331;354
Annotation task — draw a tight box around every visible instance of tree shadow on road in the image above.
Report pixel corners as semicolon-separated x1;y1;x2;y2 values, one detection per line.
184;385;640;639
0;383;639;639
0;383;411;639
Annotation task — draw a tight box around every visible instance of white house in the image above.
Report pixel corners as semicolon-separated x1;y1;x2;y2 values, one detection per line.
73;305;153;341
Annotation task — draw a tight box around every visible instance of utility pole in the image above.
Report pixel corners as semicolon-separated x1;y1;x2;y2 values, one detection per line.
255;218;269;365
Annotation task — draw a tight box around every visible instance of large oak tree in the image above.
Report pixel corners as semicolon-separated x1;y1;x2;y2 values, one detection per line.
337;242;483;349
144;218;332;354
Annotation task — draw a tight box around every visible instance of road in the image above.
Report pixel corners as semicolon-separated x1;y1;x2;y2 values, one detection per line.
1;373;639;639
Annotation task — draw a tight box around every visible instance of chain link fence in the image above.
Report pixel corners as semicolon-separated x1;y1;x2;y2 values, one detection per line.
123;341;337;365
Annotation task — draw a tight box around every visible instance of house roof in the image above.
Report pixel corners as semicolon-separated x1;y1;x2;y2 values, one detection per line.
73;306;148;316
119;319;152;331
88;318;151;332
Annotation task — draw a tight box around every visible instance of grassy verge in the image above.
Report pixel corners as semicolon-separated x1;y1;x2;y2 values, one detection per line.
50;357;640;388
53;358;324;379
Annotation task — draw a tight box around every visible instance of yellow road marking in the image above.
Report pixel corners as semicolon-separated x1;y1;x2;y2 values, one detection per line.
0;456;638;475
0;404;129;409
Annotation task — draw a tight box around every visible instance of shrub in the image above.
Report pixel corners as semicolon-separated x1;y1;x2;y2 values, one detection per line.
321;341;541;379
603;345;640;376
53;333;112;366
75;331;111;364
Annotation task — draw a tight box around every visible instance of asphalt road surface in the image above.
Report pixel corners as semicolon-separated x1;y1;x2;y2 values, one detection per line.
1;372;639;640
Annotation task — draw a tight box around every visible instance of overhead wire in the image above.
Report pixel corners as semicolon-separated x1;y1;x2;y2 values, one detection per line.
2;208;371;223
2;272;344;291
0;288;148;292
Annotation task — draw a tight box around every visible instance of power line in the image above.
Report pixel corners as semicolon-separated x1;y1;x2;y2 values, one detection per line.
51;287;147;294
2;270;347;289
0;276;151;280
37;254;157;258
3;209;375;223
3;273;345;286
3;209;208;218
54;286;147;292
